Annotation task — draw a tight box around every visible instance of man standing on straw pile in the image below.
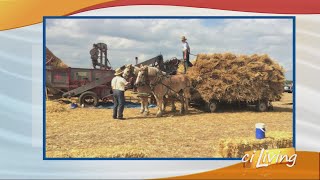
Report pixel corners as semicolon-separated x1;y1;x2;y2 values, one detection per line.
181;36;191;74
111;68;129;120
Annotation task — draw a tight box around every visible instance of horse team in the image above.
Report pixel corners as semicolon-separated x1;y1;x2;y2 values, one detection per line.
123;64;191;117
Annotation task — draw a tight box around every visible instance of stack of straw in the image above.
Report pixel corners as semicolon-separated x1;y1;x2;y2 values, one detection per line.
218;131;292;158
46;100;68;113
46;47;68;68
185;53;285;103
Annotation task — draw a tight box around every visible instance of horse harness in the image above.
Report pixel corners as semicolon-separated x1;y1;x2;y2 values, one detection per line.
143;68;188;102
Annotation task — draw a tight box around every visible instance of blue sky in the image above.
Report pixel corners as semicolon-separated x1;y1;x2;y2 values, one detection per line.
46;18;293;80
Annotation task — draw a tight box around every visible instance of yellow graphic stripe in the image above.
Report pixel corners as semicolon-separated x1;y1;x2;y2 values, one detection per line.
0;0;114;31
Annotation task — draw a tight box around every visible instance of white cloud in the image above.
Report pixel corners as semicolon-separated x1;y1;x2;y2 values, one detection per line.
97;35;137;49
46;18;293;79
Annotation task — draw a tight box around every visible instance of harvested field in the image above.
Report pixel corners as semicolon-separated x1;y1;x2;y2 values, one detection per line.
46;93;293;158
46;101;68;113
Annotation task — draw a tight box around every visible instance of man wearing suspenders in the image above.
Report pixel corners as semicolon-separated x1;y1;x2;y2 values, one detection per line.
111;68;129;120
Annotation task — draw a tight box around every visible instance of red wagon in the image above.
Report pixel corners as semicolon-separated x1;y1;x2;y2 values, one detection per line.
46;66;115;106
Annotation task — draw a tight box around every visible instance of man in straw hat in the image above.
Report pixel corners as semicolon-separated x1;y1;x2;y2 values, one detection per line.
111;68;129;120
181;36;192;74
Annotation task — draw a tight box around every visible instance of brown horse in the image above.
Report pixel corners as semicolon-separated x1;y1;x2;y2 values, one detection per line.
123;64;177;116
135;65;191;117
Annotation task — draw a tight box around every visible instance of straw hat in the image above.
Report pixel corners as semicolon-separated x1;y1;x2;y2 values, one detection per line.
181;36;187;41
114;68;123;76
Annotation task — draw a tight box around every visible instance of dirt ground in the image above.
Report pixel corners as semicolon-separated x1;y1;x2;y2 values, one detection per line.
46;93;293;158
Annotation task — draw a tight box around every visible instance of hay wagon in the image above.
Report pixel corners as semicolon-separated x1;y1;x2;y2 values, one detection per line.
187;53;284;113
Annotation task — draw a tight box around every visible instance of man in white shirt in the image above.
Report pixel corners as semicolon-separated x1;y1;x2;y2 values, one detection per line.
111;68;129;120
181;36;191;74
